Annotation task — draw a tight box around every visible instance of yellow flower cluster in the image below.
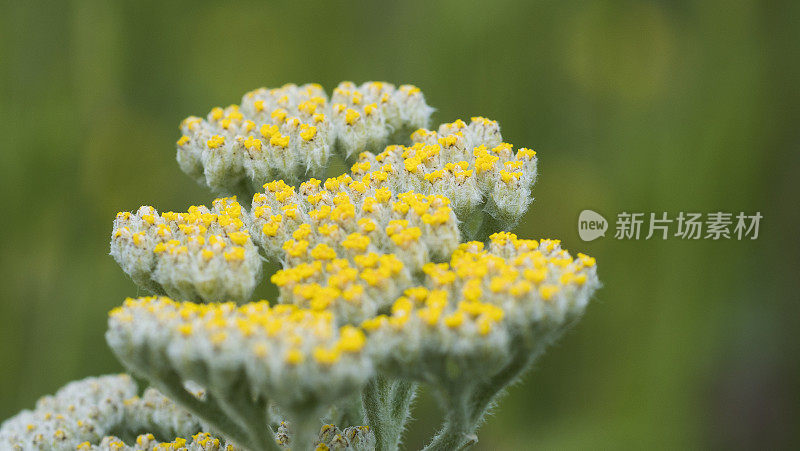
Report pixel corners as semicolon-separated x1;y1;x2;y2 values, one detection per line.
0;370;375;450
107;297;373;414
95;80;603;450
360;232;599;387
349;117;538;236
0;375;211;451
273;422;373;450
140;432;226;451
248;175;460;321
110;198;261;303
177;82;433;195
79;429;231;451
251;177;459;263
109;171;462;310
360;287;505;337
330;81;433;158
178;83;333;193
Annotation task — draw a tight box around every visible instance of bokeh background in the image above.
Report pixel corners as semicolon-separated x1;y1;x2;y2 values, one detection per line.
2;0;798;449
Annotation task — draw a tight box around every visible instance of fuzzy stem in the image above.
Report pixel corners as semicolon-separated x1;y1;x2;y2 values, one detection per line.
145;366;279;451
210;372;275;451
362;376;389;451
468;327;562;427
468;347;532;426
424;331;556;451
362;376;417;451
389;379;416;425
422;391;476;451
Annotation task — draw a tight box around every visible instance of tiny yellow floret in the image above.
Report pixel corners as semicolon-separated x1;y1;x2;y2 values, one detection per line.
345;108;360;125
207;135;225;149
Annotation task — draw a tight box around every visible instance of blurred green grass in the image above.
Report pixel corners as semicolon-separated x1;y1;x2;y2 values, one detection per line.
1;0;798;448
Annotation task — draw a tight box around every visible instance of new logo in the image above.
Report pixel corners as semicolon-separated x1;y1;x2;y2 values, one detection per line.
578;210;608;241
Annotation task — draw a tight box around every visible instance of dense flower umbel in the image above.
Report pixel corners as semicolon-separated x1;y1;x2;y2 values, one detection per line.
251;177;459;265
0;375;374;451
177;82;432;194
254;178;460;322
0;374;209;450
359;233;597;450
107;297;373;450
363;233;598;387
329;82;433;158
0;81;602;450
110;198;261;303
111;175;462;313
350;117;538;238
102;233;598;450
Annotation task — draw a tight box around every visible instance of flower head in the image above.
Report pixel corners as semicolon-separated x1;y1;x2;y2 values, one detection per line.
352;116;538;238
106;296;374;449
361;233;598;391
252;176;460;322
0;373;374;450
110;198;261;303
330;81;433;159
0;374;210;450
177;82;433;195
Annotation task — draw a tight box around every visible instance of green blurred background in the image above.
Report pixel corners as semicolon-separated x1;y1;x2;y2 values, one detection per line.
2;0;798;449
